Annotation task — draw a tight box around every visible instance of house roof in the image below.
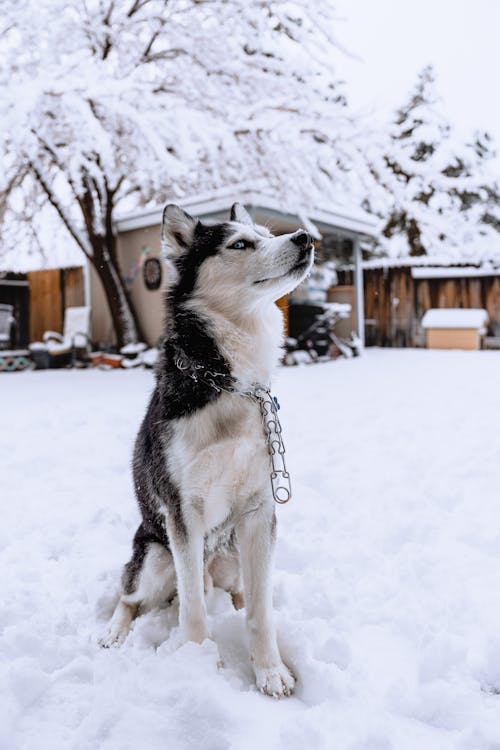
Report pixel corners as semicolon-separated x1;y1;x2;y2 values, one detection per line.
411;265;500;279
114;187;379;241
0;249;84;274
339;255;500;273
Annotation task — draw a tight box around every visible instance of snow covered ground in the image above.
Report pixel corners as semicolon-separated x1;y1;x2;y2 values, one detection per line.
2;349;500;750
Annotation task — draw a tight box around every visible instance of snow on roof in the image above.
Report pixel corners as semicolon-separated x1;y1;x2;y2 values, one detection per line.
412;265;500;279
114;186;378;239
0;245;84;273
339;255;500;272
0;206;84;273
421;308;489;329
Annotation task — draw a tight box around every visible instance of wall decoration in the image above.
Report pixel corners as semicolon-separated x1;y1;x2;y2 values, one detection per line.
143;257;162;291
124;246;152;287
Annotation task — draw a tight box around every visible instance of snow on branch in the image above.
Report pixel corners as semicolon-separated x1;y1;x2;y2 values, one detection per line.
0;0;362;268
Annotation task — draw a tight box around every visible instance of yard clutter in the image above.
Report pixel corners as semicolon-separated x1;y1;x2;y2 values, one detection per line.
0;304;28;371
0;349;31;372
120;342;159;369
89;346;159;370
284;262;361;364
88;344;159;370
285;301;360;364
0;303;16;349
421;308;489;350
30;343;159;371
19;303;160;371
29;306;91;369
89;352;123;369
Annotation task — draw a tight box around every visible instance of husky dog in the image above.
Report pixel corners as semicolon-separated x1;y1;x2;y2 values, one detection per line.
100;203;313;697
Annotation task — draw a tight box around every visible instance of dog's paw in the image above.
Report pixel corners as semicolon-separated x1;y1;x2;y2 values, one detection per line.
182;617;210;645
231;590;245;610
98;600;135;648
255;662;295;699
97;624;129;648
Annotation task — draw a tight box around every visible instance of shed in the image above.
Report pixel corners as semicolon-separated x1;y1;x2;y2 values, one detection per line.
337;256;500;347
0;228;87;347
421;308;489;350
0;266;87;347
95;189;378;347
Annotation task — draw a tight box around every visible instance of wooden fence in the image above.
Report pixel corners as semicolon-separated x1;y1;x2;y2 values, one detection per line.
337;266;500;347
26;267;85;343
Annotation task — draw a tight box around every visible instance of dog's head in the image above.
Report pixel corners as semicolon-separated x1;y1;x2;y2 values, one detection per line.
161;202;314;312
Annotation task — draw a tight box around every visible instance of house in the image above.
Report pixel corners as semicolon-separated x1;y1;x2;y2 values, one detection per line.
337;256;500;347
2;190;378;351
91;189;378;347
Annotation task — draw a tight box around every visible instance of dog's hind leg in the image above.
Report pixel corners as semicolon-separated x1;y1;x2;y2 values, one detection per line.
99;599;138;648
99;525;176;647
208;547;245;610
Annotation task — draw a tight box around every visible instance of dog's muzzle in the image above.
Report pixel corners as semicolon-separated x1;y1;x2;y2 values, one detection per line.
290;230;314;269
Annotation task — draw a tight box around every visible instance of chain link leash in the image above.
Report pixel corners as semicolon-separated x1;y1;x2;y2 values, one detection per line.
173;353;292;504
253;387;292;504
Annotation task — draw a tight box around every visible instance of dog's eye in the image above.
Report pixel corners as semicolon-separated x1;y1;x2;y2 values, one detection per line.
229;239;254;250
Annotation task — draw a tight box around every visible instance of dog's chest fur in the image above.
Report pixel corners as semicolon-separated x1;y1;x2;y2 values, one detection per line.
166;303;282;535
168;395;269;533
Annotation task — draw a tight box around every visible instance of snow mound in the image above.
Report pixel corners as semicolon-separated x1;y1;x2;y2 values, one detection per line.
421;308;488;329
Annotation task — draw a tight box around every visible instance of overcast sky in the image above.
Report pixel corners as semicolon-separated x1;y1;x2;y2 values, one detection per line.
333;0;500;155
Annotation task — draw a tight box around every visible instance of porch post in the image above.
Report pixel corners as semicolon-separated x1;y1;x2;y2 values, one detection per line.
83;258;91;310
353;237;365;345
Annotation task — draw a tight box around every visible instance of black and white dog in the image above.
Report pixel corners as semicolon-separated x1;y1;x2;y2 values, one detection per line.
100;203;313;698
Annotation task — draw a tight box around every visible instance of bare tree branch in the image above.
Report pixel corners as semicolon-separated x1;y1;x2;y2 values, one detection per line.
28;159;93;258
127;0;154;18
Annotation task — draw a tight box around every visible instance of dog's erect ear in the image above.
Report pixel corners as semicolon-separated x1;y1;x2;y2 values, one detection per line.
230;203;253;226
161;204;197;257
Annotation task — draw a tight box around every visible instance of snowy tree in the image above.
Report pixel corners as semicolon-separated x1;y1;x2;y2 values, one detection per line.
0;0;365;346
366;66;500;259
444;130;500;236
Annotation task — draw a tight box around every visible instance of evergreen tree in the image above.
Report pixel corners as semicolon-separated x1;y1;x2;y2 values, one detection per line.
367;66;500;259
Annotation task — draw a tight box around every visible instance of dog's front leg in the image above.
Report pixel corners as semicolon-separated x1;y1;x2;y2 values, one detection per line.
237;500;295;698
168;514;208;644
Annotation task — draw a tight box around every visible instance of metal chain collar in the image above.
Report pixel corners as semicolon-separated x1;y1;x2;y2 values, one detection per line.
173;353;233;393
172;352;292;504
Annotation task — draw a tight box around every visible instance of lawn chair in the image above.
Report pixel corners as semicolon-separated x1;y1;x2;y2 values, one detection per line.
30;306;92;369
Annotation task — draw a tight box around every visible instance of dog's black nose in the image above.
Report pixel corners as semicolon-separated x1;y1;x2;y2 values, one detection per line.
291;230;312;248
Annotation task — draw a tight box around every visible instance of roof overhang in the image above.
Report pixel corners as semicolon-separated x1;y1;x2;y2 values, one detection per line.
339;255;500;272
0;259;84;274
114;188;378;241
412;265;500;279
